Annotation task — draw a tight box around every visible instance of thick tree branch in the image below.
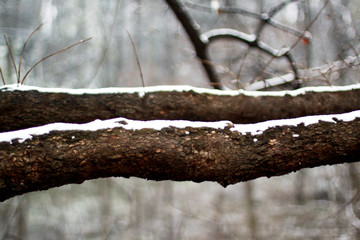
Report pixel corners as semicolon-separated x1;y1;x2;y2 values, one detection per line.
165;0;221;89
1;84;360;132
0;113;359;202
201;28;298;79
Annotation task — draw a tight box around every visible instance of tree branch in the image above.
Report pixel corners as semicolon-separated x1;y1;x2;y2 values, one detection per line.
1;84;360;132
247;55;360;90
0;112;359;202
165;0;221;89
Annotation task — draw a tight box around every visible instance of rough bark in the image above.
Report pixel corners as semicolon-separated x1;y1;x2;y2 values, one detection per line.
0;117;359;202
1;87;360;132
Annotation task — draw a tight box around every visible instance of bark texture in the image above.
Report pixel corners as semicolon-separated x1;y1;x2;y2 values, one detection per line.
1;88;360;132
0;117;359;202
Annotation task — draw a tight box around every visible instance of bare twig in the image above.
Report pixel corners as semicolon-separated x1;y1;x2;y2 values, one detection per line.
0;67;5;85
201;59;245;89
182;0;329;90
247;54;360;90
289;0;329;50
185;1;261;18
4;34;18;81
256;0;299;41
237;47;249;88
267;0;299;18
18;24;44;84
21;37;92;84
186;1;305;40
250;57;276;85
126;30;145;90
251;0;328;89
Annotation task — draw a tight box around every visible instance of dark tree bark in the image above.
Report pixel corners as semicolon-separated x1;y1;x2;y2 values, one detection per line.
0;116;359;202
1;86;360;132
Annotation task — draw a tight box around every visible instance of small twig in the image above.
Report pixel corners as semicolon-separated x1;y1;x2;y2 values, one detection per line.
18;23;44;84
4;34;18;81
126;30;145;90
186;1;305;40
0;67;5;85
267;0;299;18
253;0;328;88
256;0;299;40
237;47;249;87
201;59;245;89
185;1;261;18
289;0;329;50
21;37;92;84
250;57;276;85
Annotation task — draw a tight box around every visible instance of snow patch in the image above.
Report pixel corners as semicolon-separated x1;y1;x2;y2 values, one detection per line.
2;83;360;98
200;28;256;44
1;110;359;144
231;110;360;135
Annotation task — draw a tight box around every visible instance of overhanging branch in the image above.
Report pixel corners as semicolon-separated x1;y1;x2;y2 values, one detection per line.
1;84;360;132
0;113;359;202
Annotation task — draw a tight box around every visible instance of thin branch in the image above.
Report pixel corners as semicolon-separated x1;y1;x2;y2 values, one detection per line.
0;67;5;85
251;0;328;88
3;34;18;81
255;0;299;40
246;54;360;91
17;24;43;84
289;0;329;50
185;1;261;18
200;59;245;89
165;0;221;89
202;29;298;81
267;0;299;18
236;47;249;89
21;37;92;84
186;1;305;40
126;30;145;90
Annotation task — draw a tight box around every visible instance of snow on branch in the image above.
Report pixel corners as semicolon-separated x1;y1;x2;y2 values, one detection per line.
1;110;359;144
247;55;360;90
182;0;330;88
2;82;360;97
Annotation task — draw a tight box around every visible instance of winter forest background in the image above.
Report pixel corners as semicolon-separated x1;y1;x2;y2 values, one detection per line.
1;0;360;239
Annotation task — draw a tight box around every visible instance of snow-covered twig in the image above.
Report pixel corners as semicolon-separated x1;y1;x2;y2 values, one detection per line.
247;55;360;90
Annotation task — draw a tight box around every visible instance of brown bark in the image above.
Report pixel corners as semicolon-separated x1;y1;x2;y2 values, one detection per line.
1;87;360;132
0;117;359;202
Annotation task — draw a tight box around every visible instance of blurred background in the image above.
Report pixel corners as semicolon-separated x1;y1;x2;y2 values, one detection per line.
1;0;360;239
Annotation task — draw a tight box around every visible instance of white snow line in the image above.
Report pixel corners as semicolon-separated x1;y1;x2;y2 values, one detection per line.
1;83;360;98
1;110;359;144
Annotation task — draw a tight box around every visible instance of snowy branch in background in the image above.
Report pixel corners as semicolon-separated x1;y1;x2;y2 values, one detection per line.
184;0;322;87
247;55;360;90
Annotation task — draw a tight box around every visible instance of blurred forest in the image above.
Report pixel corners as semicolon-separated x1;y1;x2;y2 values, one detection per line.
1;0;360;239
